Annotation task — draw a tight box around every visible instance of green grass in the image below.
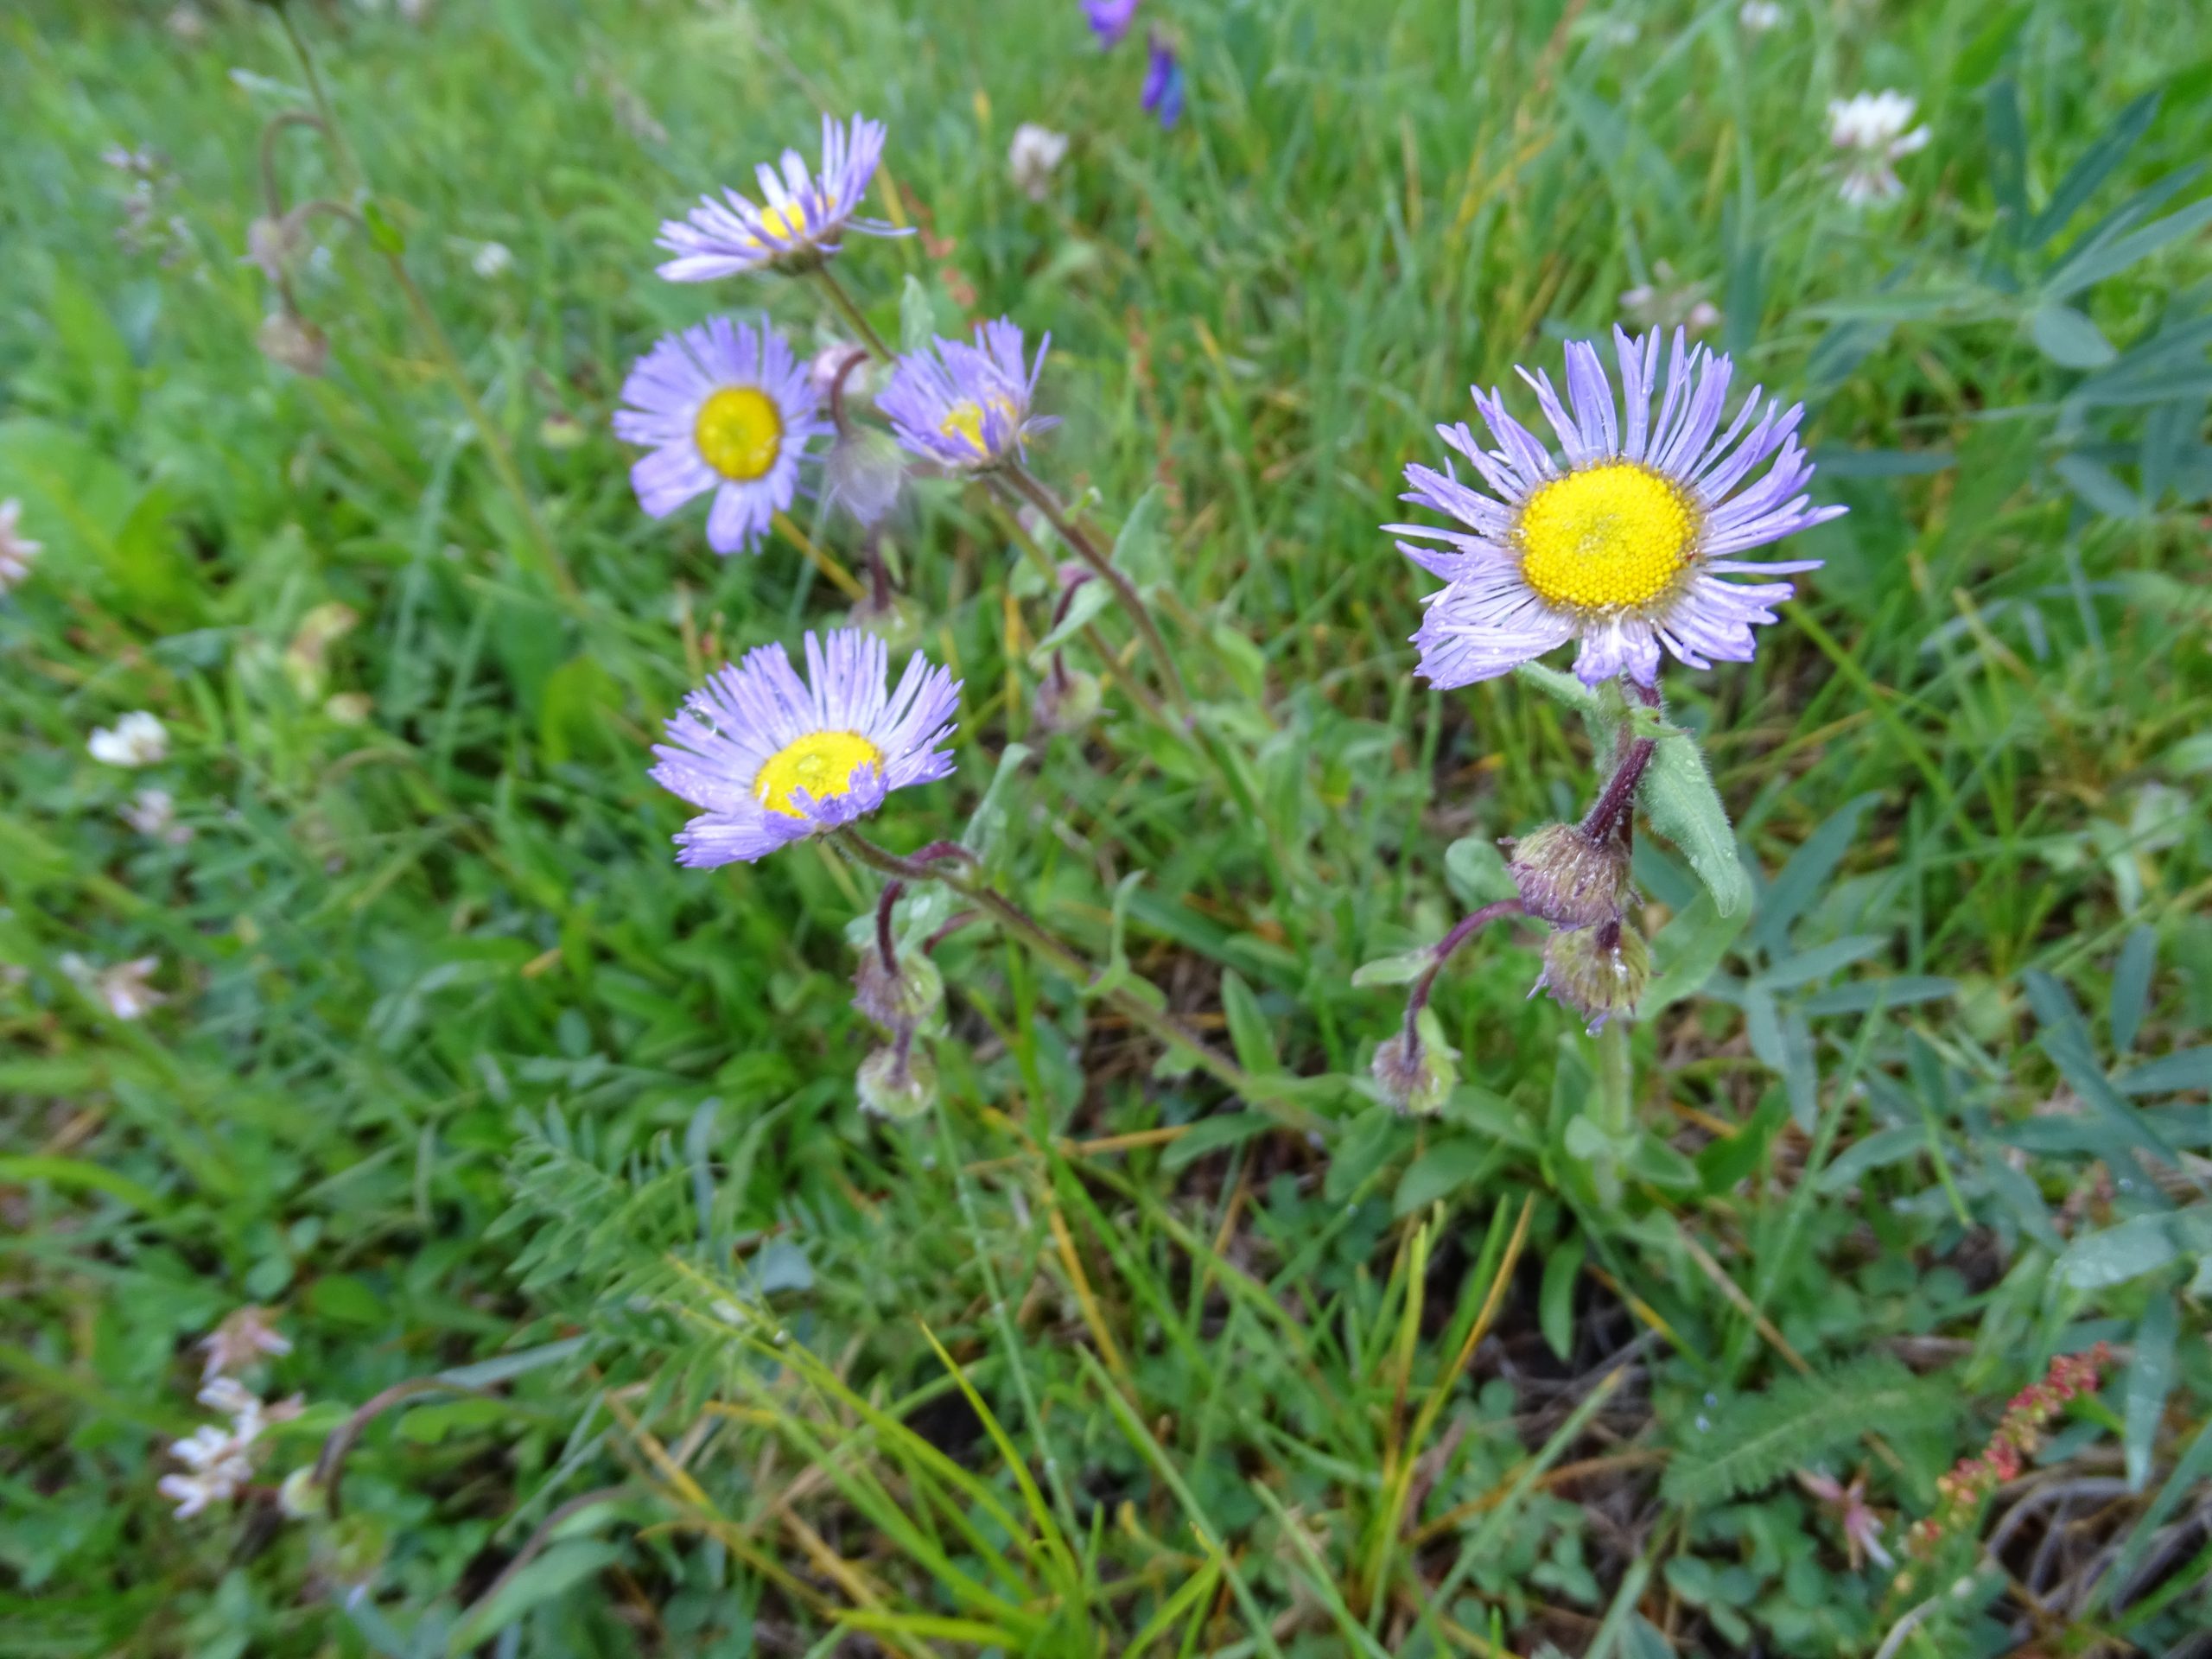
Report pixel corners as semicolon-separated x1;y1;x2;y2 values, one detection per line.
3;0;2210;1654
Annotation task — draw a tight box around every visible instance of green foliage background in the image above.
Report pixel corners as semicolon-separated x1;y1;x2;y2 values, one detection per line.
3;0;2210;1654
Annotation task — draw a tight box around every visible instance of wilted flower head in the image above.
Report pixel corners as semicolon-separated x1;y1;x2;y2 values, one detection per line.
614;315;830;556
1141;31;1185;130
0;498;41;591
651;628;960;868
1033;664;1103;735
1372;1008;1458;1116
1009;123;1071;200
656;113;908;281
1083;0;1140;48
1738;0;1785;31
1619;261;1720;336
200;1306;292;1382
853;949;945;1035
1827;91;1929;207
859;1039;938;1119
257;309;330;377
1389;326;1842;689
1533;921;1649;1032
880;319;1056;474
1798;1470;1892;1571
1508;823;1633;929
89;710;169;767
60;954;166;1020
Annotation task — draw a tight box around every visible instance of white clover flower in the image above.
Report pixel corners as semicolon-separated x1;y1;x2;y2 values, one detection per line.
60;954;166;1020
89;710;169;767
1008;124;1071;201
470;240;513;279
121;786;194;845
1827;90;1929;206
0;498;41;591
200;1306;291;1382
1738;0;1785;32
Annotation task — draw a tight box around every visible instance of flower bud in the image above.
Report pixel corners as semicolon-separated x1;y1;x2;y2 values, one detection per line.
852;950;944;1036
277;1465;325;1521
1507;823;1632;929
858;1042;937;1120
1031;666;1102;736
257;309;328;378
1370;1007;1458;1116
823;427;908;527
1534;920;1650;1033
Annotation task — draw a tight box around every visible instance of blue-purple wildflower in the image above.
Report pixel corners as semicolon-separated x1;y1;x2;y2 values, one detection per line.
1141;32;1185;129
877;319;1057;473
656;114;909;281
1388;326;1845;689
650;629;961;868
613;316;830;556
1084;0;1141;48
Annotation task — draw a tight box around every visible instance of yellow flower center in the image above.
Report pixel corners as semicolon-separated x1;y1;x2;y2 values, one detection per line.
939;396;1018;459
753;730;883;819
757;200;809;242
1516;461;1699;611
694;387;784;482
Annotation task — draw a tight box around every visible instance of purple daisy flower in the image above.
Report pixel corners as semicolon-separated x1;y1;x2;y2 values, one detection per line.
650;629;962;868
656;113;910;281
1388;326;1845;689
1084;0;1141;48
613;315;831;556
1141;31;1184;130
877;319;1058;473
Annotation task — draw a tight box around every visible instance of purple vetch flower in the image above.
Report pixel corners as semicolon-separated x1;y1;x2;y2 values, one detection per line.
613;315;830;556
1084;0;1140;48
1388;326;1845;689
1141;31;1185;129
650;629;961;868
656;113;910;281
878;319;1058;473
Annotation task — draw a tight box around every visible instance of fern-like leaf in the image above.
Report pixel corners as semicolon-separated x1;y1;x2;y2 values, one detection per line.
1662;1357;1950;1507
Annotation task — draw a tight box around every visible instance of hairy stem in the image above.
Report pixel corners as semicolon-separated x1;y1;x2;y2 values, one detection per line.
836;832;1319;1131
997;463;1190;715
1580;678;1665;845
1401;899;1526;1045
812;264;893;360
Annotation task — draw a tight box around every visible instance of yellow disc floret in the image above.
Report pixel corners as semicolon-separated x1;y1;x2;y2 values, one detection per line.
757;200;809;243
695;387;784;482
1516;461;1698;612
753;730;883;819
940;396;1018;460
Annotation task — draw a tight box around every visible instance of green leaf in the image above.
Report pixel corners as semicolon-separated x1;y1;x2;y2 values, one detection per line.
1661;1357;1948;1507
1220;971;1281;1075
1540;1236;1586;1361
1027;576;1113;661
2056;1209;2212;1290
397;1396;511;1444
447;1541;623;1652
2044;196;2212;300
1394;1140;1494;1216
1512;660;1607;721
1211;623;1268;702
899;273;937;354
1646;893;1746;1012
1696;1090;1786;1195
2025;92;2159;249
1749;793;1878;951
1161;1112;1271;1171
2029;304;2118;369
1109;486;1169;589
1639;730;1751;917
1444;836;1516;908
1351;948;1432;988
2123;1295;2177;1491
2109;926;2158;1055
361;199;408;255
